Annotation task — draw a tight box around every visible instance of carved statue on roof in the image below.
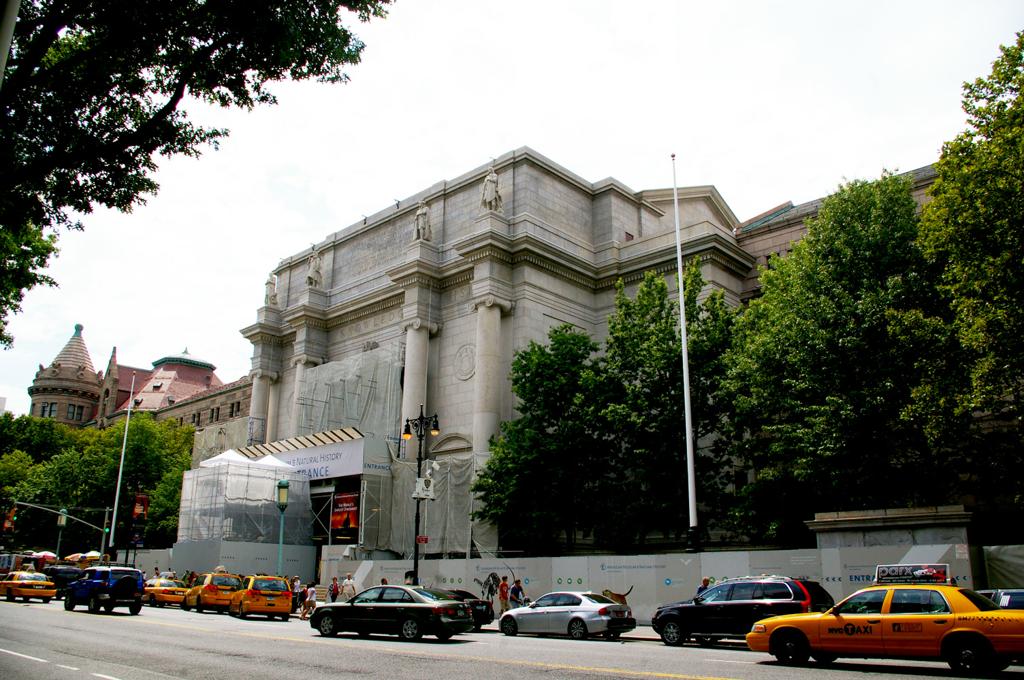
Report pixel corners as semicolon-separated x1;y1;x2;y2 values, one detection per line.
306;248;324;289
414;200;432;241
264;274;278;307
480;165;502;212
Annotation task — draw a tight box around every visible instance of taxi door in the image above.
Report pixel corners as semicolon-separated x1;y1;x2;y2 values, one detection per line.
882;588;954;657
817;589;887;655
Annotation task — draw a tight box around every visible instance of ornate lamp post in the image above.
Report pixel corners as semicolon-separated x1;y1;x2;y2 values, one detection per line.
276;479;290;577
402;403;439;586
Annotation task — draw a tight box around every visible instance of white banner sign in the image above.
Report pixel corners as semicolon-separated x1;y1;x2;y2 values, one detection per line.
271;439;365;480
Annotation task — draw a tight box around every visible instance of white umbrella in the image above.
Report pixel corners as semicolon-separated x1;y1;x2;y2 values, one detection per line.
32;551;56;559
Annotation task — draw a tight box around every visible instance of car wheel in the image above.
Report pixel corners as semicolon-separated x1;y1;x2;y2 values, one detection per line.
500;616;518;636
157;600;165;608
195;600;204;613
181;598;191;611
103;602;114;613
945;636;1002;674
129;600;142;615
357;630;370;637
398;618;422;641
568;618;588;640
659;620;686;646
605;632;621;640
5;591;13;602
436;631;453;641
239;603;248;619
88;595;101;614
694;635;715;647
318;614;338;637
280;613;290;621
771;629;810;665
23;596;31;602
64;596;75;611
473;623;482;632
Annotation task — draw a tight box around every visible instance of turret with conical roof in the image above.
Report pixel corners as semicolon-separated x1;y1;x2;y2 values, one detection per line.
28;324;102;426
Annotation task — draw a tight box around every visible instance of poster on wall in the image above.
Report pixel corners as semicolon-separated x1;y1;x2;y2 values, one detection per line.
331;492;360;530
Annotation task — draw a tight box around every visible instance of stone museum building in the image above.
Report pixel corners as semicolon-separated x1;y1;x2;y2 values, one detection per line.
234;147;937;565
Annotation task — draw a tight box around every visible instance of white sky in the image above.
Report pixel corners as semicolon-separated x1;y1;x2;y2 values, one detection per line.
2;0;1022;416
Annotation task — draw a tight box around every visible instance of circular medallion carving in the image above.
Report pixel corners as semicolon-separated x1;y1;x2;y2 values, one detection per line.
455;344;476;381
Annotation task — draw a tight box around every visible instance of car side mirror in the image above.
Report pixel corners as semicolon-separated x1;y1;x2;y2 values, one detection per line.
529;602;537;608
693;596;704;604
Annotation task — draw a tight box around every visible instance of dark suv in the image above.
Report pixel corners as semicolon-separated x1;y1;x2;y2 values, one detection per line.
43;565;83;600
65;566;145;615
651;575;833;646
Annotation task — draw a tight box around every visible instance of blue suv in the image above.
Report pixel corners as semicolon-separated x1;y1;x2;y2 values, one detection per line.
65;566;145;615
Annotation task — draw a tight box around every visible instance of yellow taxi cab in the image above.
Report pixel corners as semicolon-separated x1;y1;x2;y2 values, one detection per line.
228;575;291;620
747;563;1024;675
181;572;243;613
144;578;188;607
0;570;57;602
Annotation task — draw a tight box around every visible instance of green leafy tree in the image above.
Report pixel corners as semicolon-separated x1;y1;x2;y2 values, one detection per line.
472;324;598;554
583;272;688;548
0;0;391;346
0;412;75;461
724;172;945;545
918;31;1024;431
9;414;194;552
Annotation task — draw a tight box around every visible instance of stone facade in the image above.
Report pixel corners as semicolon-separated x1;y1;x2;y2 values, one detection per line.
244;148;753;451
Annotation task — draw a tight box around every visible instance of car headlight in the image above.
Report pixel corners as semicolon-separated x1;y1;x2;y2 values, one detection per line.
751;624;767;633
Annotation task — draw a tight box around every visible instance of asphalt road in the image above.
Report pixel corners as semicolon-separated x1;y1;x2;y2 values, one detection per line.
0;599;1020;680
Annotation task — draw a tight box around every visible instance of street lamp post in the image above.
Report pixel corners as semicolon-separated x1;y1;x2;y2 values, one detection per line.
402;403;439;586
276;479;289;577
56;508;67;557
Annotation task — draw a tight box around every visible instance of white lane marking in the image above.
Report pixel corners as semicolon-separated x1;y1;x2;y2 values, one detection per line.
92;674;122;680
57;664;81;670
0;647;50;663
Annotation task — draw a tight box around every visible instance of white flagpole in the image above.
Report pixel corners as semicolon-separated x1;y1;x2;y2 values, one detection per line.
108;372;137;548
671;154;698;542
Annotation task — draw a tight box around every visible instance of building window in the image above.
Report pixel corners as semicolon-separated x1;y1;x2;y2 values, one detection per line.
76;405;84;421
210;407;220;422
624;231;634;241
41;402;58;418
29;402;34;416
191;412;201;426
66;404;76;420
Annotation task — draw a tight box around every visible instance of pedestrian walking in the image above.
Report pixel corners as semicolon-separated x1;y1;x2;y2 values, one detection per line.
300;582;317;620
291;576;302;613
509;579;526;608
341;573;357;601
328;576;340;603
696;576;711;596
498;575;510;614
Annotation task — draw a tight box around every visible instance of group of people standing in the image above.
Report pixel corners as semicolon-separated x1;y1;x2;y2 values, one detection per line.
289;573;357;620
497;575;526;613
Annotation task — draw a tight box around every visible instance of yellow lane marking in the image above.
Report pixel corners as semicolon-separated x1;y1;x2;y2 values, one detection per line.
31;607;737;680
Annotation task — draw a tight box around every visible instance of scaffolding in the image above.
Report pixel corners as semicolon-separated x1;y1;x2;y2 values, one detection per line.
177;463;312;545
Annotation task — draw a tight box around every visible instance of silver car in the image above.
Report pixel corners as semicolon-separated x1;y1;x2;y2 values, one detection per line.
499;591;636;640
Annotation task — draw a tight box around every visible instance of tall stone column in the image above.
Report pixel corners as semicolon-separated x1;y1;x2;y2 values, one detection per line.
266;376;280;443
248;370;271;444
289;356;316;437
472;296;512;454
401;319;435;425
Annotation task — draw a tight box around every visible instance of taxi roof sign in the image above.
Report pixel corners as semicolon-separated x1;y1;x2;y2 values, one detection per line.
875;563;949;584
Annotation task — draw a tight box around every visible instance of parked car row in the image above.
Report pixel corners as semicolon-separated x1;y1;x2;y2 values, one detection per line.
6;562;1024;671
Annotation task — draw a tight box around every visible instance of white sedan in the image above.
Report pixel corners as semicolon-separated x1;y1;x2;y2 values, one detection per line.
499;591;636;640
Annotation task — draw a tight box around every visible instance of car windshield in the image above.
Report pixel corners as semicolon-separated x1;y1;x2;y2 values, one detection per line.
212;575;241;588
157;580;185;588
582;593;615;604
19;573;46;581
960;589;1001;611
414;588;456;601
253;578;288;591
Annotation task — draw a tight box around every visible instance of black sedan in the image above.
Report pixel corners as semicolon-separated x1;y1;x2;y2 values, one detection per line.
310;585;475;641
440;588;494;630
